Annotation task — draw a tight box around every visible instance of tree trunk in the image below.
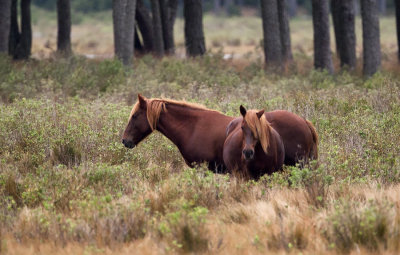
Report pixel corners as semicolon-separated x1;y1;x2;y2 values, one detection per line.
14;0;32;59
112;0;137;66
136;0;154;52
214;0;221;14
166;0;178;54
395;0;400;61
150;0;164;56
287;0;297;17
8;0;19;57
159;0;173;54
331;0;356;69
225;0;233;15
311;0;333;73
57;0;72;56
184;0;206;57
378;0;386;15
260;0;282;69
361;0;381;76
0;0;11;53
277;0;292;62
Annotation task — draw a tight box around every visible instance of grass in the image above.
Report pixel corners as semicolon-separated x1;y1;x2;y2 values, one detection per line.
1;9;400;255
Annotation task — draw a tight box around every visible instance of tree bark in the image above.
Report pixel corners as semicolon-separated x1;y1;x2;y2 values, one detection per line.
113;0;137;66
159;0;173;54
395;0;400;61
0;0;11;53
260;0;282;69
287;0;297;17
214;0;221;14
378;0;386;15
14;0;32;59
166;0;178;54
151;0;164;56
8;0;19;57
331;0;356;69
277;0;292;62
57;0;72;56
136;0;154;52
361;0;381;76
184;0;206;57
311;0;333;73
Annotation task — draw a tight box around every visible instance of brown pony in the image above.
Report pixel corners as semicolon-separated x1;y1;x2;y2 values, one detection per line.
223;106;285;179
122;94;234;171
226;110;318;166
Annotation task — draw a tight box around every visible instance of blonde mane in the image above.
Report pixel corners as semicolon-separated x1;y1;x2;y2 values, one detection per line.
129;98;215;130
244;110;271;153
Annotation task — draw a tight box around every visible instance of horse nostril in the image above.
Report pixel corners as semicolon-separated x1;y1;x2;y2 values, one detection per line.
122;139;134;148
243;149;254;159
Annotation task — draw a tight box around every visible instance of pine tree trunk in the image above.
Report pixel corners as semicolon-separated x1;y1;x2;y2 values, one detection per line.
395;0;400;61
331;0;356;69
287;0;297;17
136;0;154;52
8;0;19;57
184;0;206;57
112;0;137;66
277;0;292;62
151;0;164;56
214;0;221;14
0;0;11;53
159;0;173;54
260;0;282;69
14;0;32;59
311;0;333;73
57;0;72;56
378;0;386;15
361;0;381;76
167;0;178;53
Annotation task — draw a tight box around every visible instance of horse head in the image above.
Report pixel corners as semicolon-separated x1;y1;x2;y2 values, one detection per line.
239;105;269;161
122;94;153;148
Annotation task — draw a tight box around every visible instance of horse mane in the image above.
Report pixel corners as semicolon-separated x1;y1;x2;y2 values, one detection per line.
129;98;215;130
244;110;271;153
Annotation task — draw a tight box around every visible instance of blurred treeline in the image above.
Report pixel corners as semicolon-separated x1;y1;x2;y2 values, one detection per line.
31;0;396;15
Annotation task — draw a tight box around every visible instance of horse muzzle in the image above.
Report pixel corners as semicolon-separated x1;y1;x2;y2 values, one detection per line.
243;149;254;161
122;139;135;149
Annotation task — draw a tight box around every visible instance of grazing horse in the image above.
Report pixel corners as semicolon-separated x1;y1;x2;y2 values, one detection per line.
226;110;318;166
223;106;285;179
122;94;234;171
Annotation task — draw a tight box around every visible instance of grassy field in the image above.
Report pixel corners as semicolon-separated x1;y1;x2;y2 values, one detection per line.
1;10;400;255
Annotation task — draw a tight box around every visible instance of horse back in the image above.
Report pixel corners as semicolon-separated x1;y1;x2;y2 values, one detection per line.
264;110;315;165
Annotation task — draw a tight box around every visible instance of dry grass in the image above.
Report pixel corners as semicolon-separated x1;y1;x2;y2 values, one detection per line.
1;8;400;255
2;183;400;254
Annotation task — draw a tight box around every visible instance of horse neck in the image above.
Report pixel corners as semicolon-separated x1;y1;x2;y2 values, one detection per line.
155;104;200;147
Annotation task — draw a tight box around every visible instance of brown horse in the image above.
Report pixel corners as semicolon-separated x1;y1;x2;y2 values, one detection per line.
223;106;285;179
226;110;318;166
122;94;234;171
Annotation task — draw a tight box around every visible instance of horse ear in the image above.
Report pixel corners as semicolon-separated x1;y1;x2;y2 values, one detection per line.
138;94;147;108
240;105;247;117
256;109;265;119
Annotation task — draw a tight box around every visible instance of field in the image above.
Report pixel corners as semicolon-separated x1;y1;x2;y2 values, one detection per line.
1;10;400;254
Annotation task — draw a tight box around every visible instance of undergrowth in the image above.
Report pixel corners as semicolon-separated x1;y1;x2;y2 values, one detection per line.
0;54;400;254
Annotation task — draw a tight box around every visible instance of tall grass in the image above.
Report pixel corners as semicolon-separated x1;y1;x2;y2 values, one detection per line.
0;51;400;254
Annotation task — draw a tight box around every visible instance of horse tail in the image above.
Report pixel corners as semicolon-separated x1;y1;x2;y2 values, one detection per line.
305;120;318;160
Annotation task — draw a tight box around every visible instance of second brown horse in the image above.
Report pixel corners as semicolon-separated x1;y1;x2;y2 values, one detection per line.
223;106;285;179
